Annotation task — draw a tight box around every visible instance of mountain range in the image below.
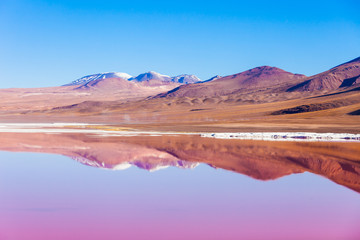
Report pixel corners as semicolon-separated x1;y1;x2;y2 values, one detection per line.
64;56;360;98
65;71;203;87
0;57;359;133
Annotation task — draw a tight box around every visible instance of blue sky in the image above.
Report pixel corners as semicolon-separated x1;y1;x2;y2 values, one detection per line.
0;0;359;88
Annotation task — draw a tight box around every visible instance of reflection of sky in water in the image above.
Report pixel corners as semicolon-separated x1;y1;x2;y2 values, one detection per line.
0;151;359;240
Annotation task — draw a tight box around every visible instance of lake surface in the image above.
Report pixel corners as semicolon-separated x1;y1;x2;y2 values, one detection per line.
0;132;359;240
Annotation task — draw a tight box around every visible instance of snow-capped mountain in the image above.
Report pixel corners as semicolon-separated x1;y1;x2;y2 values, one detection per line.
129;71;172;82
129;72;201;84
172;74;201;84
64;71;202;86
64;72;132;86
129;71;201;84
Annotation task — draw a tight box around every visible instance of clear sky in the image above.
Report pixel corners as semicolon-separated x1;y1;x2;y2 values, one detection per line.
0;0;359;88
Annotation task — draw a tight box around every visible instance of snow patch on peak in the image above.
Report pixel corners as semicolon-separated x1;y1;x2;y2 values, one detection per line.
129;71;172;82
129;72;202;84
148;71;171;78
172;74;202;84
113;72;133;79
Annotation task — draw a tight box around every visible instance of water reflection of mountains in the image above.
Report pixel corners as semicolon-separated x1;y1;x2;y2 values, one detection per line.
0;133;359;193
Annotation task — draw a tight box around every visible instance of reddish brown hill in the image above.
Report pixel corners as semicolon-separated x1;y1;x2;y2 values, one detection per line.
287;57;360;92
74;77;140;91
155;66;305;98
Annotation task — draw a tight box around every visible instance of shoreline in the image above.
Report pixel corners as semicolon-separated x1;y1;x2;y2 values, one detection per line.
0;123;360;142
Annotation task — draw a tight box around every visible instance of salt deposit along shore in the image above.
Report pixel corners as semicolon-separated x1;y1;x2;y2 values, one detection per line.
0;123;359;142
200;132;360;142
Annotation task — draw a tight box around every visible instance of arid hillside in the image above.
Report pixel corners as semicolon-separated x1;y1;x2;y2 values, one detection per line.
287;57;360;92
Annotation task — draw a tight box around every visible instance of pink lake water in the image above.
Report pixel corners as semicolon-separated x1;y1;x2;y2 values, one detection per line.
0;133;359;240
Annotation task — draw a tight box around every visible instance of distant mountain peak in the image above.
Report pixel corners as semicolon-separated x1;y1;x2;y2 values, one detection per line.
172;74;201;84
254;65;274;70
129;72;201;84
64;72;132;86
129;71;172;82
248;66;287;73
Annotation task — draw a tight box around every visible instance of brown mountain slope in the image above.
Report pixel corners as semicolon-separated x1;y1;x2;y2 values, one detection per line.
287;57;360;92
155;66;306;98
